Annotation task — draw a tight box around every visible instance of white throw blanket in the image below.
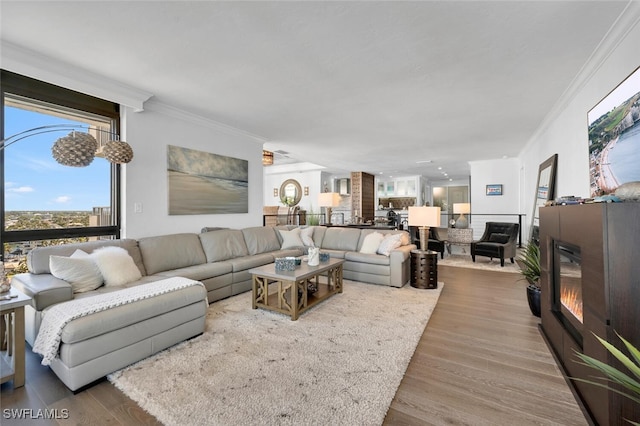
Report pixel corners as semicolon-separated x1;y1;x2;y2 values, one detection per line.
33;277;204;366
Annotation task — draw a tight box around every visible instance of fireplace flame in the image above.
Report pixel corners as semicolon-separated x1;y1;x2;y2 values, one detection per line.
561;287;583;323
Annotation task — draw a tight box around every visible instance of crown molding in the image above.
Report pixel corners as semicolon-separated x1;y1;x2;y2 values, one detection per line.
0;41;153;112
524;0;640;150
143;99;268;143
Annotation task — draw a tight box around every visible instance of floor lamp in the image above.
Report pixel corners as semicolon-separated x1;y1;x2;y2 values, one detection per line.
408;206;441;250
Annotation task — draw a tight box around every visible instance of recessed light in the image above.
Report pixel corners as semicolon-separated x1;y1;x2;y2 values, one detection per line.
437;167;442;170
449;178;453;181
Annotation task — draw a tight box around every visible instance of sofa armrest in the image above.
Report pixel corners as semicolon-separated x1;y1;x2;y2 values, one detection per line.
389;244;417;287
10;273;73;311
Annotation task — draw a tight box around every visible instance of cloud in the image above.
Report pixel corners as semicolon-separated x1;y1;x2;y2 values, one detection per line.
6;186;35;193
54;196;71;203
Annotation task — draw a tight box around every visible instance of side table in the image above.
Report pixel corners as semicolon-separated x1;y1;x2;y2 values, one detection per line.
1;288;32;388
446;228;474;254
411;249;438;289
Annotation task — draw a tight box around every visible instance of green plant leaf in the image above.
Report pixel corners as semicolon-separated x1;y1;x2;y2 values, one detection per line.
618;332;640;378
571;332;640;409
593;334;640;383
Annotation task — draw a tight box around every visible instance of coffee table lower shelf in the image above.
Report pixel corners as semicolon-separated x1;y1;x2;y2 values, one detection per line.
250;259;344;320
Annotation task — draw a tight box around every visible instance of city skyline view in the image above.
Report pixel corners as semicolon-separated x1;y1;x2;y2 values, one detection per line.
3;105;111;211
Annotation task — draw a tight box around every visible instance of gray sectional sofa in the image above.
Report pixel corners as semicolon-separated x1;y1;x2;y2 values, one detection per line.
11;225;415;390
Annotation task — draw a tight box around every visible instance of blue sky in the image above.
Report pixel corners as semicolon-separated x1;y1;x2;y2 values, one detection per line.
4;106;111;211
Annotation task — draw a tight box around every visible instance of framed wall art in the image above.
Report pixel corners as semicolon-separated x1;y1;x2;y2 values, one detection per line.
588;66;640;197
167;145;248;215
486;184;503;196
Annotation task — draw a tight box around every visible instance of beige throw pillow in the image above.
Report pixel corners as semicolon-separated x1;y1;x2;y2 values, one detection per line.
360;232;385;254
278;228;305;249
377;233;403;256
300;226;315;247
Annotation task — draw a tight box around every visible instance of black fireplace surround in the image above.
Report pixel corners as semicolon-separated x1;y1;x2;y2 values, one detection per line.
539;203;640;425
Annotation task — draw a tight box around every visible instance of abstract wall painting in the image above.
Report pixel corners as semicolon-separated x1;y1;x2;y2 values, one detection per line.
167;145;248;215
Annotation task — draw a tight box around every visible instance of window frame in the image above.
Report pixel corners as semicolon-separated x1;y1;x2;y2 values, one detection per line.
1;70;122;253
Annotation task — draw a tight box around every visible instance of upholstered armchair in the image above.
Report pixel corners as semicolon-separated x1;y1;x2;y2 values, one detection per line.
410;226;446;259
470;222;519;267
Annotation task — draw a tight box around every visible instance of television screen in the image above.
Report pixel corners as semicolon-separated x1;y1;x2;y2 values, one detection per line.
588;66;640;197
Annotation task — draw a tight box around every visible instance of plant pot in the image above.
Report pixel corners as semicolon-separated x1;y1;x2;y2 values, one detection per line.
526;284;541;318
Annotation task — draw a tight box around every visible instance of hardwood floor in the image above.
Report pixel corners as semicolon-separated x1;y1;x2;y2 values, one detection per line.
384;265;587;426
0;265;586;425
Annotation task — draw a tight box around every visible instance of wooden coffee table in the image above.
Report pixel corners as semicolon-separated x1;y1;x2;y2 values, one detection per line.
249;258;344;320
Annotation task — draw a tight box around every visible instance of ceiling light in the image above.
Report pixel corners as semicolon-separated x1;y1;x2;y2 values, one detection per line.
416;160;432;164
262;150;274;166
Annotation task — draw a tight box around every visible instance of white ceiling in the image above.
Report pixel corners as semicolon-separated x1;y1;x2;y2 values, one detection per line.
0;1;631;179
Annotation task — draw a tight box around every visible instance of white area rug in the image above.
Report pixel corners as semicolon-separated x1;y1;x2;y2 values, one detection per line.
108;280;442;426
438;253;522;273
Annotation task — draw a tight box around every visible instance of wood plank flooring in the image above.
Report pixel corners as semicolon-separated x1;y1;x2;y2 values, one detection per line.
384;265;587;426
0;265;586;425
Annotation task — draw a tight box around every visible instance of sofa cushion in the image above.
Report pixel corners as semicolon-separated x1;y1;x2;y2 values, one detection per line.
90;246;142;286
489;233;510;244
345;251;391;266
49;251;103;293
300;226;316;247
359;232;385;254
27;239;146;276
228;253;274;272
139;233;207;275
278;228;305;249
199;229;249;263
377;234;403;256
320;228;361;252
242;226;281;255
153;262;233;281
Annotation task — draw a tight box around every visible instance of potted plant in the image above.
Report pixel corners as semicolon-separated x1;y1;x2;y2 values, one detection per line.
573;332;640;425
519;243;541;317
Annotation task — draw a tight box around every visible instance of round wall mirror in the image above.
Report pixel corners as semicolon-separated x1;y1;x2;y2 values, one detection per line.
280;179;302;206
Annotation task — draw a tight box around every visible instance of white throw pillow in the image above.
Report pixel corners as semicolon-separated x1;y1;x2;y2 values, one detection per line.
360;232;385;254
300;226;315;247
278;228;305;249
50;250;104;293
90;246;142;287
377;233;403;256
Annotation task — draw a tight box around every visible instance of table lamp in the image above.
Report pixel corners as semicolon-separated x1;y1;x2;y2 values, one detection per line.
453;203;471;229
408;206;441;250
318;192;340;225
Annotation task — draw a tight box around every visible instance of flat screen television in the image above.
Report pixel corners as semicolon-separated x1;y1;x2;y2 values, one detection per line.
588;66;640;197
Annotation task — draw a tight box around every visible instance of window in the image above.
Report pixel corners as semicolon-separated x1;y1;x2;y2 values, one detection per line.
1;70;121;276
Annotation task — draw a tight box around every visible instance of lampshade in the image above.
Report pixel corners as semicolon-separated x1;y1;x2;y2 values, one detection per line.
2;125;133;167
103;140;134;164
262;150;274;166
318;192;340;207
408;206;441;227
453;203;471;214
51;131;97;167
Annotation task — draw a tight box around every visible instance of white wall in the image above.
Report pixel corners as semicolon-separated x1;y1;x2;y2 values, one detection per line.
468;158;521;239
122;102;265;239
518;6;640;240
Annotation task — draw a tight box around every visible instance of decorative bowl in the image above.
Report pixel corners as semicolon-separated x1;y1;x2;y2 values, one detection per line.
319;252;330;262
275;257;296;272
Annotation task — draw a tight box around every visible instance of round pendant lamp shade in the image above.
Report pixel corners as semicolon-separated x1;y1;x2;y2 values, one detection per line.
103;140;134;164
51;131;97;167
